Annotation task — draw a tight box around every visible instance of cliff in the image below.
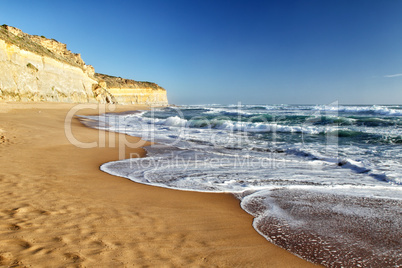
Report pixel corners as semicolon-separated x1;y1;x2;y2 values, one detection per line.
0;25;168;105
95;73;168;105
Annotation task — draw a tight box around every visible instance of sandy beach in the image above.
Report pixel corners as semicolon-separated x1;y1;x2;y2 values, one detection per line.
0;102;319;267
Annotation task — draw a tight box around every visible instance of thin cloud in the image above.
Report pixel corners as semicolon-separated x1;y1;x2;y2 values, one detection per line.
384;73;402;78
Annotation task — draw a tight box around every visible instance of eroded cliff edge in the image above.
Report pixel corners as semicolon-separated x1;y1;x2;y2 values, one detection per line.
0;25;168;105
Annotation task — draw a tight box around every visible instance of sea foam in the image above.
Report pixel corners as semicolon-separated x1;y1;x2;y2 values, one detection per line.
86;104;402;267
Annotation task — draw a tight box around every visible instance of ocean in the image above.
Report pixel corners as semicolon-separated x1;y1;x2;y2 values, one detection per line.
83;104;402;267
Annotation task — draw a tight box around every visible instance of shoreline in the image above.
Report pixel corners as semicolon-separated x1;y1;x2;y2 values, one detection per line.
0;102;319;267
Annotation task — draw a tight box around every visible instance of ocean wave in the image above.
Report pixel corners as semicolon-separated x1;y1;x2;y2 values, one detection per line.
286;147;402;185
182;104;402;117
142;115;323;134
89;109;402;185
87;105;402;268
203;107;264;116
354;117;402;127
139;115;401;141
313;105;402;116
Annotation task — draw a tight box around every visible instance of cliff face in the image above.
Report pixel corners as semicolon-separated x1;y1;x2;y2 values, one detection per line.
0;25;168;105
95;73;168;105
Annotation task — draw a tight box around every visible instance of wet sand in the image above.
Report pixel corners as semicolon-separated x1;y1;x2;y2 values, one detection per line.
0;102;319;267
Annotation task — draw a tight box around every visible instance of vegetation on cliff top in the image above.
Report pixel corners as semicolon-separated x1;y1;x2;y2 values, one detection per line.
0;24;83;69
95;73;165;91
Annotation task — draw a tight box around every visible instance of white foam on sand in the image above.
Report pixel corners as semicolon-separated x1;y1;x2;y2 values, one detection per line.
86;105;402;267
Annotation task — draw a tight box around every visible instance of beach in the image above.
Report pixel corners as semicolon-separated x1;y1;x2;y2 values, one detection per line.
0;102;317;267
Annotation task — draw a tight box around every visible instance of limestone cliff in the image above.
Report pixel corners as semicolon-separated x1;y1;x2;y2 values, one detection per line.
0;25;168;105
95;73;168;105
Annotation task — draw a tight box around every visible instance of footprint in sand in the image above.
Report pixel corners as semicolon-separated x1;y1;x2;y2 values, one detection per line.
64;252;84;263
8;223;21;231
0;239;31;251
0;133;9;144
0;252;21;267
9;204;51;218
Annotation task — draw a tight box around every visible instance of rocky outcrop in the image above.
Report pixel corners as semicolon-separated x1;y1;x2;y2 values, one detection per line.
0;25;168;105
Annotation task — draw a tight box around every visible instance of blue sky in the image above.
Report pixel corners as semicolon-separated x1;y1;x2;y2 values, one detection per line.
1;0;401;104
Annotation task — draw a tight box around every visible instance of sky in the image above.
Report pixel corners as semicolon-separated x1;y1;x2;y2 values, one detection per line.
1;0;402;105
